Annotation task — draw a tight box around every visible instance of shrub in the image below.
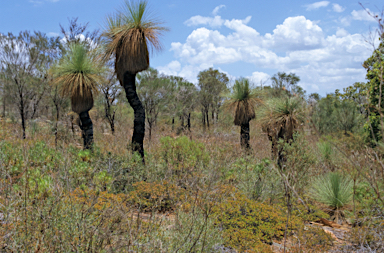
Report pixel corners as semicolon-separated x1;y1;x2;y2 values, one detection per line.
213;192;301;252
128;181;186;212
159;136;209;187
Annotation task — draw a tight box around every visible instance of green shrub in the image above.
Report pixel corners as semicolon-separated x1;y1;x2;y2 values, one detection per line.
213;192;301;252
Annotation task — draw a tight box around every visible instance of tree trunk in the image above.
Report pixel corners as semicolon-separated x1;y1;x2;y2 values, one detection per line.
202;110;206;127
172;117;175;130
240;121;250;150
20;99;26;140
79;111;93;150
206;110;210;129
187;113;191;131
122;72;145;163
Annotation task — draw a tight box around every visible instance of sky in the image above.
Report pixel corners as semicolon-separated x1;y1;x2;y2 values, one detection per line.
1;0;383;95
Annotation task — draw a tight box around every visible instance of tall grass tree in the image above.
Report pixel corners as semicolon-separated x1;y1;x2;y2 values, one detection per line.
225;78;259;150
258;97;305;166
102;0;168;162
52;43;105;150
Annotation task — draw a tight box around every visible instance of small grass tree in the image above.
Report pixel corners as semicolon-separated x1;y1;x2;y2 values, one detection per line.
52;43;105;150
102;0;168;162
225;78;259;150
310;172;353;223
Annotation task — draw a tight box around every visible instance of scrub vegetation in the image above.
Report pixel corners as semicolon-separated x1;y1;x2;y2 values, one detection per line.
0;1;384;252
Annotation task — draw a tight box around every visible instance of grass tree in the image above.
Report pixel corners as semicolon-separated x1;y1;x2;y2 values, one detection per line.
102;0;168;162
258;97;305;165
52;43;104;150
310;172;353;223
225;78;259;150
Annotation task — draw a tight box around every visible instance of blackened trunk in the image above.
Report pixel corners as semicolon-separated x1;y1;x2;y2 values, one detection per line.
202;110;206;127
122;72;145;162
79;111;93;150
206;110;210;129
240;121;250;150
187;113;191;131
172;117;175;130
20;101;26;140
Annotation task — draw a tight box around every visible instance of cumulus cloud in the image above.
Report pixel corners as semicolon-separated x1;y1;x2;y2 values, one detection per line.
305;1;330;11
159;13;371;94
351;9;376;22
212;5;225;16
249;72;271;85
264;16;324;51
184;15;224;28
332;3;345;13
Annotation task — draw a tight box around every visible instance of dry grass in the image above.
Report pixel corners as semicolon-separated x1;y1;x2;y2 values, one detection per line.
0;112;383;252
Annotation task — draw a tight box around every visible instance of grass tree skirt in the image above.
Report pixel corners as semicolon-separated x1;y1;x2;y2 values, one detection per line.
123;71;145;162
79;111;94;150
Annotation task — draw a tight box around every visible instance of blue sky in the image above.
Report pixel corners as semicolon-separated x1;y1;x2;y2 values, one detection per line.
1;0;383;95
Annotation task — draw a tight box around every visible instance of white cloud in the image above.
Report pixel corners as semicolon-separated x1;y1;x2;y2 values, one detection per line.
48;32;60;37
265;16;324;51
335;28;348;37
249;72;271;85
212;5;226;16
157;60;181;76
351;9;376;22
332;3;345;13
184;15;224;28
163;14;371;94
305;1;330;11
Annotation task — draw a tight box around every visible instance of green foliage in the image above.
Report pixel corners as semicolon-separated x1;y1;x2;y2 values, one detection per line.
213;192;301;252
159;208;224;252
269;72;302;98
160;136;209;171
310;172;353;209
317;141;333;163
224;157;274;201
312;93;364;135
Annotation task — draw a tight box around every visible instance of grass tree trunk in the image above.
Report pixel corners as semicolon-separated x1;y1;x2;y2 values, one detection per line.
240;121;250;150
79;111;93;150
123;72;145;162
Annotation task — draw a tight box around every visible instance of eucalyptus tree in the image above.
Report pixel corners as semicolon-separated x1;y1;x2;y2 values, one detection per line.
137;68;169;140
52;43;105;150
0;31;60;139
224;78;259;150
99;69;121;134
197;68;229;128
176;80;197;132
270;72;301;98
103;0;168;162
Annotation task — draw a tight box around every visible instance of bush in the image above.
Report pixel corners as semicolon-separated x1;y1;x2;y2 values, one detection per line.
128;181;186;212
213;192;301;252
